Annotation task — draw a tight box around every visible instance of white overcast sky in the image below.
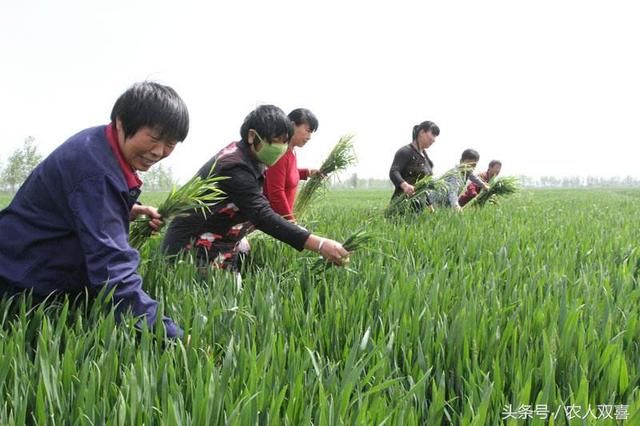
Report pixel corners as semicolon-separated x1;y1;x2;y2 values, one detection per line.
1;0;638;182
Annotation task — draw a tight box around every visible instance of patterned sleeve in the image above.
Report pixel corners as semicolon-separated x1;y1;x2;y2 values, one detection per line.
226;165;310;250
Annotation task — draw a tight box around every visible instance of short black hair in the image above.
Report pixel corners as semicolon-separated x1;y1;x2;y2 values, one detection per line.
412;121;440;140
240;105;294;142
288;108;319;132
110;81;189;142
488;160;502;168
461;149;480;162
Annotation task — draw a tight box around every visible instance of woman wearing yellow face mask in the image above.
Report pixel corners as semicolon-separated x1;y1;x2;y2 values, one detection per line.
162;105;349;272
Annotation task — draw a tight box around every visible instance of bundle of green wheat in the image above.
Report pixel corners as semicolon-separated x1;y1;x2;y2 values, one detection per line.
463;176;520;209
385;175;448;217
129;172;227;249
312;229;373;272
294;134;356;217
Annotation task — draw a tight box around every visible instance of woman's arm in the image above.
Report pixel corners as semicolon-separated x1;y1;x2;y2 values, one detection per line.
389;147;411;188
390;147;416;195
229;166;348;263
69;175;182;338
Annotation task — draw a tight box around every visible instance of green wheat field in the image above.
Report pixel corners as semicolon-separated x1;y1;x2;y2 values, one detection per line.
1;189;639;424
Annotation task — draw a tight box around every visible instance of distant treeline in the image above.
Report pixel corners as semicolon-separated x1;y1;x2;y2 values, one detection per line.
2;136;639;193
327;173;640;190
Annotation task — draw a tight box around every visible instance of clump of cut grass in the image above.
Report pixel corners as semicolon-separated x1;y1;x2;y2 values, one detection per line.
294;134;356;217
463;176;520;209
385;175;448;217
312;229;374;272
129;170;227;249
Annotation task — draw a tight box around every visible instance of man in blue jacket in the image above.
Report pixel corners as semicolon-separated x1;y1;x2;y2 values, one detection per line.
0;81;189;339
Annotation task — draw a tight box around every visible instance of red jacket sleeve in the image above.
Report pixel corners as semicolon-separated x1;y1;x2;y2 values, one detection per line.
298;168;310;180
264;154;293;219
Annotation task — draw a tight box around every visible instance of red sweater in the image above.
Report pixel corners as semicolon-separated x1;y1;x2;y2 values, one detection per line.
458;171;488;206
263;149;309;221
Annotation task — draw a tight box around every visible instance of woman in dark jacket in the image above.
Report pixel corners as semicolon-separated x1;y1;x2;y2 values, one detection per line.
389;121;440;199
0;82;189;339
162;105;348;271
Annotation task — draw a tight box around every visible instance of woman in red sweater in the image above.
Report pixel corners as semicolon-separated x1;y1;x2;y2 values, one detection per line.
264;108;320;222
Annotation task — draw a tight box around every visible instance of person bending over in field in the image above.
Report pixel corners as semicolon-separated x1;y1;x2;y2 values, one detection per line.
427;149;490;212
263;108;321;223
458;160;502;207
389;121;440;201
161;105;349;272
0;81;188;339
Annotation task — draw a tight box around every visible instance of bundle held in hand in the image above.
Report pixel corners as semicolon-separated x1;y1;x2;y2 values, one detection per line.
385;175;448;217
129;170;226;249
294;134;356;217
463;176;520;209
312;229;374;272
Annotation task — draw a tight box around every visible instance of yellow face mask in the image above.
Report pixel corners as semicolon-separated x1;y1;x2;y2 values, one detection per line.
254;132;288;166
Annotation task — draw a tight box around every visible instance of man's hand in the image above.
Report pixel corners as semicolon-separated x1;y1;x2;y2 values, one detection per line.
130;204;163;231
